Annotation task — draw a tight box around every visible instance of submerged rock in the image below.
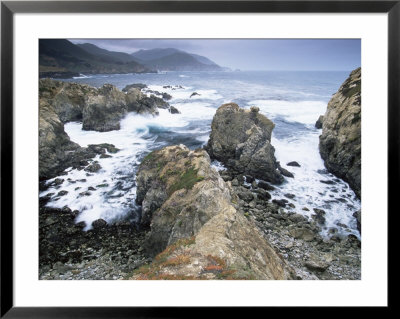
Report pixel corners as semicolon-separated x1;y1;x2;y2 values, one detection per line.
205;103;283;184
134;145;294;280
319;67;361;198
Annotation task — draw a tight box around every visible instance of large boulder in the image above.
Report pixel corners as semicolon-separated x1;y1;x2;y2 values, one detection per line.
205;103;283;184
319;68;361;198
134;145;294;280
82;84;128;132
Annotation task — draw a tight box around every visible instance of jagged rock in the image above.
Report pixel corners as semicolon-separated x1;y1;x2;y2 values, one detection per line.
190;92;200;98
315;115;324;129
169;105;180;114
319;67;361;198
82;84;128;132
39;97;118;179
39;99;81;180
205;103;283;184
278;165;294;178
39;78;96;123
134;145;295;280
125;88;170;115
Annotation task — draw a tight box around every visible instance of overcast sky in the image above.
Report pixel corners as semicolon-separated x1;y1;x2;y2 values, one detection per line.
70;39;360;71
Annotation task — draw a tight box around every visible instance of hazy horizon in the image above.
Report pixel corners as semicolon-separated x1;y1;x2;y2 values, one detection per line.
70;39;361;72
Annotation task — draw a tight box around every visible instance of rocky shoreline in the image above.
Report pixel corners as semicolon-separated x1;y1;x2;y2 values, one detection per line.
39;69;361;280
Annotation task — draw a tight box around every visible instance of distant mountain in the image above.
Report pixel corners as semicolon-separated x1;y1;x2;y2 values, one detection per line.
131;48;181;62
131;48;222;71
76;43;136;63
39;39;154;78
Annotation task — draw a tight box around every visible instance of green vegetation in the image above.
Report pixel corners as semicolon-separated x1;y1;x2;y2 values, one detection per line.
167;167;204;196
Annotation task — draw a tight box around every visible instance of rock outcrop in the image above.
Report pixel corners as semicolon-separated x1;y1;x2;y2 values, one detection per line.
39;99;81;180
319;67;361;198
39;83;122;180
205;103;283;184
125;88;170;116
82;84;128;132
39;78;96;123
134;145;294;280
39;79;175;133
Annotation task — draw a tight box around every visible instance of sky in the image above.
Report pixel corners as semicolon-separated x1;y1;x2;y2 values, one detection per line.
70;39;361;71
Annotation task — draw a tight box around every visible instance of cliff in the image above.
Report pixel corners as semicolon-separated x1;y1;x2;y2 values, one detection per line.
319;68;361;198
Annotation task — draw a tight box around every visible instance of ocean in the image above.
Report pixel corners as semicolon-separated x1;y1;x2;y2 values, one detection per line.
39;70;361;238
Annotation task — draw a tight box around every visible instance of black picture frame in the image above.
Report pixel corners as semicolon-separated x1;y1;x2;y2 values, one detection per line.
1;0;395;317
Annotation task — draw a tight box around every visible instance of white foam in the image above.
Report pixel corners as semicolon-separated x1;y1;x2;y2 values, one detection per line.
248;99;327;125
72;74;92;79
270;132;361;238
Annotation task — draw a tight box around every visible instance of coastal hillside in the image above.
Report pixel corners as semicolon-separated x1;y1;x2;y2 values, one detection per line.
39;39;153;78
131;48;222;71
319;67;361;198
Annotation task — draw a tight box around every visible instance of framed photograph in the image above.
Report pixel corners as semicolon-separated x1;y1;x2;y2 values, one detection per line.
1;0;395;316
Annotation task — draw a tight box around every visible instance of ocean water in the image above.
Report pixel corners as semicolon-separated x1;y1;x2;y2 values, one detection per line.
40;71;361;238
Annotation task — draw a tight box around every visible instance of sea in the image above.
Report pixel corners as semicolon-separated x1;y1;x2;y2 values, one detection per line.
39;70;361;239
